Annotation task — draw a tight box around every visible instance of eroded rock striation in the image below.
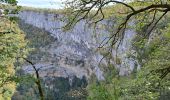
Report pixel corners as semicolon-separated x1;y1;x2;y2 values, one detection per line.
18;10;137;81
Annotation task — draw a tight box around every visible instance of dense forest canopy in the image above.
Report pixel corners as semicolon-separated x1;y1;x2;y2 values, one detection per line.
0;0;170;100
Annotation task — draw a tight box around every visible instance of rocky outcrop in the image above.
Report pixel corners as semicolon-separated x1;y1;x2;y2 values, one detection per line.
18;10;137;81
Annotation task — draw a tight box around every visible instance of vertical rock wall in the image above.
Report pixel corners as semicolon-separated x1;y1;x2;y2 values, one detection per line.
19;10;137;80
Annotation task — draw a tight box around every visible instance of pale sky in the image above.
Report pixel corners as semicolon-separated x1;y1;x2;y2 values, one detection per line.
17;0;66;9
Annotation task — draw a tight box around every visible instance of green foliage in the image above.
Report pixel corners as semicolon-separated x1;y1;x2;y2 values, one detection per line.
122;23;170;99
87;6;170;100
0;17;28;99
13;76;88;100
0;0;17;5
87;82;113;100
87;66;122;100
110;7;170;98
0;1;30;99
88;30;170;99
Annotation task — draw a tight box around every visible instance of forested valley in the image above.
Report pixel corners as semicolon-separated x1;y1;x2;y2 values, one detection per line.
0;0;170;100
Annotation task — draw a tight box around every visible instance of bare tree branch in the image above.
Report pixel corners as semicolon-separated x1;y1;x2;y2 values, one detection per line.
22;58;44;100
64;0;170;69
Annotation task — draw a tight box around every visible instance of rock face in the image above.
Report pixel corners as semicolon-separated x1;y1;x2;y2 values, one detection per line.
18;10;137;80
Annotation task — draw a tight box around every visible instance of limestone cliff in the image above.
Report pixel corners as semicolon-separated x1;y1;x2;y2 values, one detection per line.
18;10;137;80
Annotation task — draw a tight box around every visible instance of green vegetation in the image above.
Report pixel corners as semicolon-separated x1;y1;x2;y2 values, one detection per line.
0;17;28;99
12;20;88;100
87;25;170;99
64;0;170;100
0;1;28;99
13;76;88;100
1;0;170;100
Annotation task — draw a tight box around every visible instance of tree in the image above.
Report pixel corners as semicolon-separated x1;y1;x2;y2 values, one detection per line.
0;0;17;5
63;0;170;99
22;58;44;100
0;0;28;99
63;0;170;50
63;0;170;78
0;17;28;99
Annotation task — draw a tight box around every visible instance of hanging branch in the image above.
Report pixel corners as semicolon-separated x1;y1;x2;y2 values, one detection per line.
22;58;44;100
64;0;170;65
65;0;170;47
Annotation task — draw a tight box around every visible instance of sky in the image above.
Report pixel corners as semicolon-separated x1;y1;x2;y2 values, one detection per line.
17;0;66;9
